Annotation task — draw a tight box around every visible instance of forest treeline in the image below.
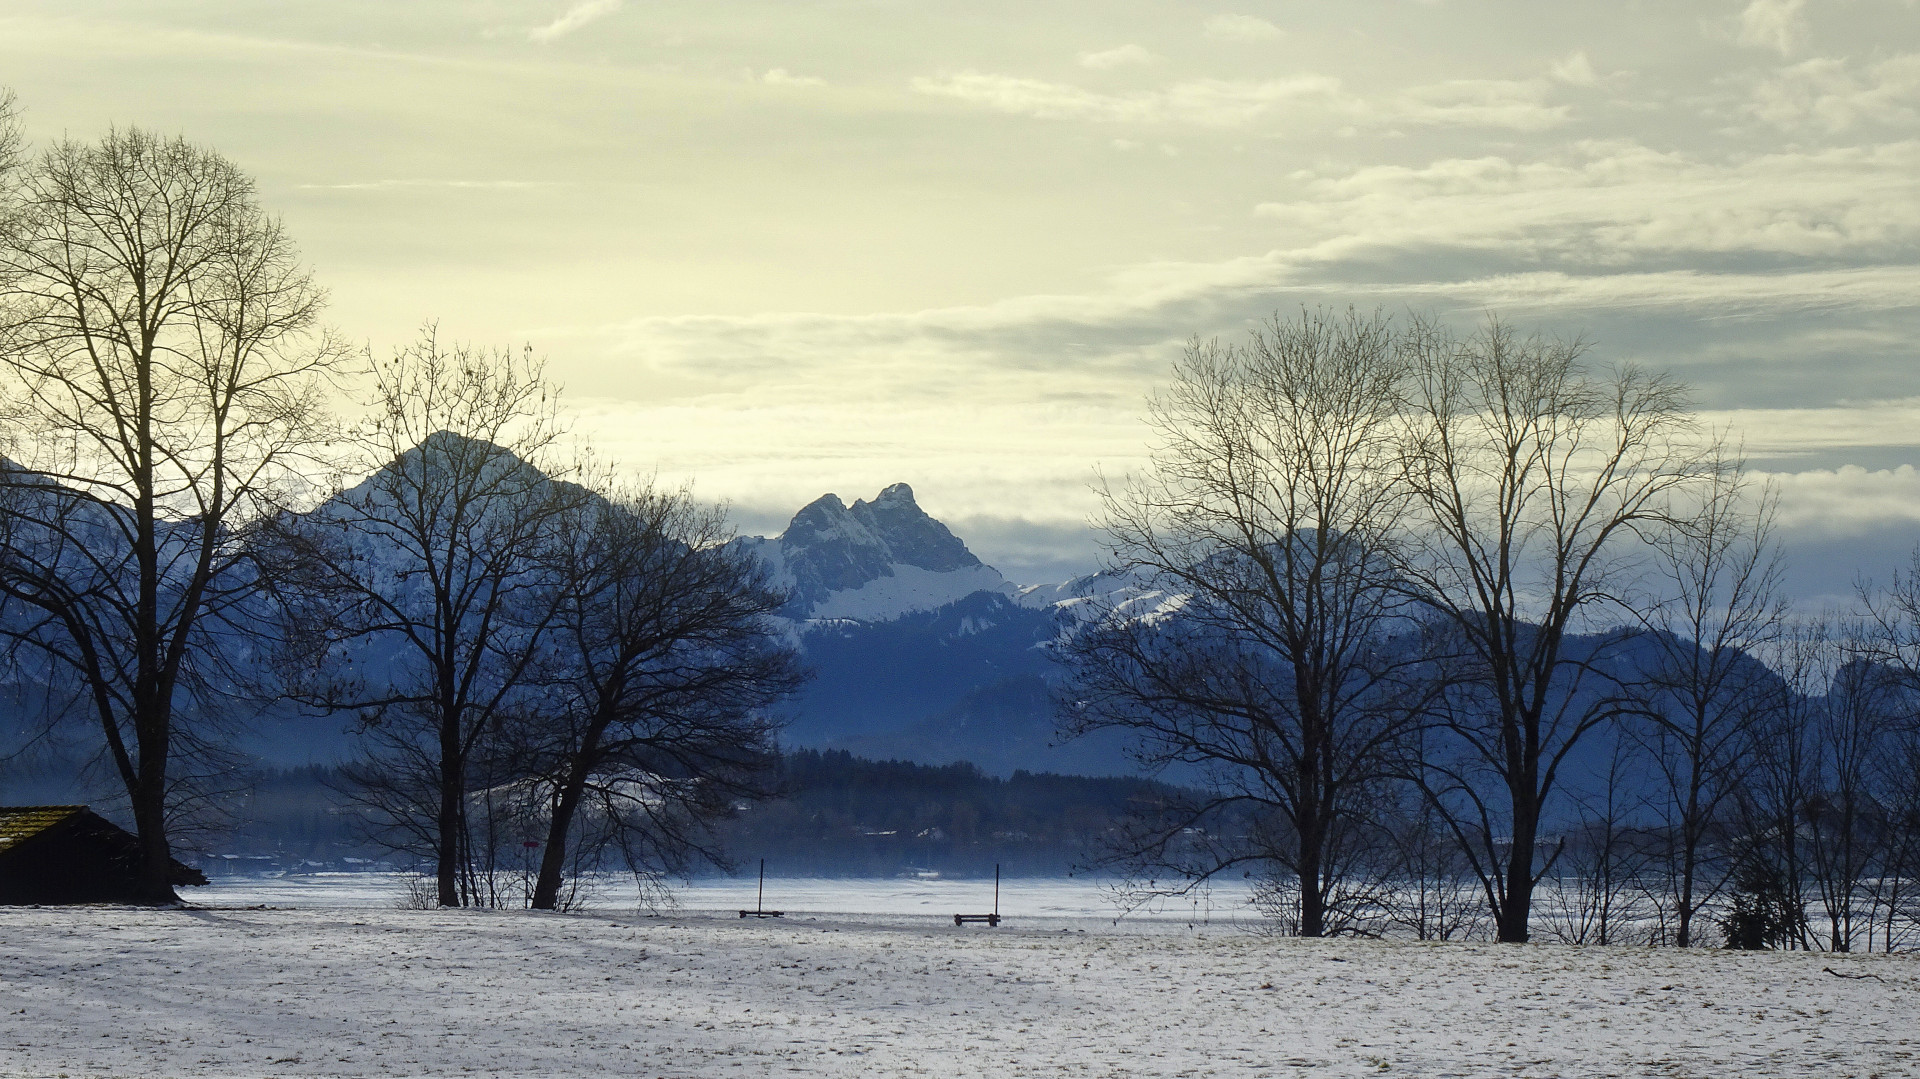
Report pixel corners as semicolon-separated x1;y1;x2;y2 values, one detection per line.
724;750;1184;876
199;753;1181;879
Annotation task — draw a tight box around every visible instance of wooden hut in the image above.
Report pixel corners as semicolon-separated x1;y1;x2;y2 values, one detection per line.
0;806;207;904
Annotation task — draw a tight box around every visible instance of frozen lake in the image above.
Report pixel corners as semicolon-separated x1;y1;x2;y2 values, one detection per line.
195;872;1263;930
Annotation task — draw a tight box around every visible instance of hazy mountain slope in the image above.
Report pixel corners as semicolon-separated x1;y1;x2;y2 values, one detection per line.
832;673;1139;778
779;591;1061;745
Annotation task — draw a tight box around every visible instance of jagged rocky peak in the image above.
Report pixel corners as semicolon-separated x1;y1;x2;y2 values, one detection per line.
844;483;978;573
766;482;1000;618
780;484;978;573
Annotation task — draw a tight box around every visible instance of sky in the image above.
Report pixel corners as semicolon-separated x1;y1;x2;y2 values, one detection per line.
1;0;1917;597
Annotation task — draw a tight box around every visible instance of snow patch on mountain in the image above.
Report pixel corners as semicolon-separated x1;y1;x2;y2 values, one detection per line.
806;563;1013;622
1015;570;1138;610
1013;569;1187;627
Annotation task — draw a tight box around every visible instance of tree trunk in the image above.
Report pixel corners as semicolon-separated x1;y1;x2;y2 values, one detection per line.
1296;834;1326;937
1296;869;1325;937
533;711;610;911
1290;705;1341;938
129;732;178;904
1677;761;1703;947
1676;842;1697;948
437;718;464;907
531;758;592;911
1499;800;1539;943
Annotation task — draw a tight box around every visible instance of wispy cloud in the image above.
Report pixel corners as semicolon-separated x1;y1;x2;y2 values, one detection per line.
1388;79;1568;130
761;68;827;87
1202;14;1284;42
912;71;1340;126
911;71;1565;131
1079;44;1157;70
1766;464;1920;527
1737;0;1809;56
1256;141;1920;269
528;0;622;45
1549;51;1598;86
1750;54;1920;132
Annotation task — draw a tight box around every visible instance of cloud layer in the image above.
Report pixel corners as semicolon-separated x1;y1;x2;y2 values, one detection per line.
2;0;1915;592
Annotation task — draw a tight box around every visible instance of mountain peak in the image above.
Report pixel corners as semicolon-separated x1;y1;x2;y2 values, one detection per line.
839;484;976;574
756;483;1001;619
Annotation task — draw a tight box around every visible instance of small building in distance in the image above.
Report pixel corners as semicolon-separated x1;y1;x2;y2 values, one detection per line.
0;806;207;904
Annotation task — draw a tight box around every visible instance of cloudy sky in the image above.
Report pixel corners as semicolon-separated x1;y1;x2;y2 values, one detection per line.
4;0;1917;597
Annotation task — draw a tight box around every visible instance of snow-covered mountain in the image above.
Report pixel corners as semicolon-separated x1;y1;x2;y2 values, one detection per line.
729;483;1014;622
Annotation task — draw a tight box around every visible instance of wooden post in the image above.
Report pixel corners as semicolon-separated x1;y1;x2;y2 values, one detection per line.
739;859;783;918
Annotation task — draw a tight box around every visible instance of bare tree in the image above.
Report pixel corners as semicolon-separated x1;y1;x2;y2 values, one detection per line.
1730;621;1829;949
1539;735;1656;946
1855;551;1920;950
1631;452;1786;945
280;328;586;907
1863;730;1920;951
1802;633;1891;953
1762;592;1920;953
1061;309;1423;937
0;127;340;902
1379;787;1489;941
0;89;22;192
1395;316;1706;943
522;482;803;909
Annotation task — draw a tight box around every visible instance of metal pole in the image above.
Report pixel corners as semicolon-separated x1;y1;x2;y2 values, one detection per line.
994;863;1000;917
758;859;766;914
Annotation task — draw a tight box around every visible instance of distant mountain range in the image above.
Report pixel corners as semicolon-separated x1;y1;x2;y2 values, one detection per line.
0;442;1757;808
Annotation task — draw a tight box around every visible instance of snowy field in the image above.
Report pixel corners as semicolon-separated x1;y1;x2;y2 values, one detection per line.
2;877;1916;1078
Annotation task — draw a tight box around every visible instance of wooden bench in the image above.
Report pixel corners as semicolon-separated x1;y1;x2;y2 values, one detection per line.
953;864;1005;927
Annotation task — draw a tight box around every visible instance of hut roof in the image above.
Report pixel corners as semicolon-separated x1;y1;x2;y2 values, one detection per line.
0;805;86;855
0;805;207;900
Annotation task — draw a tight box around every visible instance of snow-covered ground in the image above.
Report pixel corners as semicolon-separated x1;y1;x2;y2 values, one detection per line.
3;878;1915;1078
